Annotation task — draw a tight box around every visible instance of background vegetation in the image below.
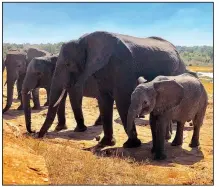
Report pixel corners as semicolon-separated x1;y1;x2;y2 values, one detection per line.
3;43;213;66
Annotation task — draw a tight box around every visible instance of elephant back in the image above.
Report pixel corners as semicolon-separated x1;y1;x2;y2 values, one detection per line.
26;47;51;63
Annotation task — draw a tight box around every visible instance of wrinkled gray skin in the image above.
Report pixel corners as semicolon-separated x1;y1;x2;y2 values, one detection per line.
37;32;188;149
3;48;50;114
22;55;101;133
137;77;173;140
127;73;208;160
3;57;5;72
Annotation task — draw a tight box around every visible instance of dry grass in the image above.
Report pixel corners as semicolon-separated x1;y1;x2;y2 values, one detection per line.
187;65;213;73
2;66;213;185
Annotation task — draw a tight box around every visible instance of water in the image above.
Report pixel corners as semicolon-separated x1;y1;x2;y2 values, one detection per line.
197;72;213;79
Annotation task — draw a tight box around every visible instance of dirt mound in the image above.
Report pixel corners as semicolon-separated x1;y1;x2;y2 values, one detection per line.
3;125;49;185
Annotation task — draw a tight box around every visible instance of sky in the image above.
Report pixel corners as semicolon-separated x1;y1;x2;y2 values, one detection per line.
3;2;213;46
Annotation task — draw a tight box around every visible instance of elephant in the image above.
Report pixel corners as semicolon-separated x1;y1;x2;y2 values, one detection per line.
22;55;102;133
3;57;5;72
35;32;189;144
34;31;189;148
3;48;50;114
126;73;208;160
137;76;173;140
34;31;190;147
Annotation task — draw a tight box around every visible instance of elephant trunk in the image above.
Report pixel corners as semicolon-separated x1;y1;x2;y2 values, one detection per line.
38;65;68;137
22;73;39;133
22;90;32;133
3;74;17;113
126;102;141;139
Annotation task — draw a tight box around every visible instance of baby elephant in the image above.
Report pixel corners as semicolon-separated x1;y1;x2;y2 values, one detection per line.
127;73;208;160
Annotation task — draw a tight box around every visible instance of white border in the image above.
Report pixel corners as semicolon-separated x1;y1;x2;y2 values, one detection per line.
0;1;217;187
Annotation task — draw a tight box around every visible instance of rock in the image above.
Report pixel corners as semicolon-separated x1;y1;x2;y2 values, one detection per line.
3;143;49;185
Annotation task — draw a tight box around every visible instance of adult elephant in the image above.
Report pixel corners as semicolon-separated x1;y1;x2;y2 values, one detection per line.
36;32;187;148
22;55;102;133
3;48;50;113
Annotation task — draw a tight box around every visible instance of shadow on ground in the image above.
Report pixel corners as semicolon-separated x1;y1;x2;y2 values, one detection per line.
3;106;48;120
84;140;204;166
41;125;103;141
114;117;149;127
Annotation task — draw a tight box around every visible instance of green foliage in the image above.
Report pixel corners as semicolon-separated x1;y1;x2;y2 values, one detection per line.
176;46;213;66
3;43;213;66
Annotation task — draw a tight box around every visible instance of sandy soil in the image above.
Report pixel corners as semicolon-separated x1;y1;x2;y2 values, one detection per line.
2;74;213;185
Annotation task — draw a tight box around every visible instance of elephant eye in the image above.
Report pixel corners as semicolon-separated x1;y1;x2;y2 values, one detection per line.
143;101;147;106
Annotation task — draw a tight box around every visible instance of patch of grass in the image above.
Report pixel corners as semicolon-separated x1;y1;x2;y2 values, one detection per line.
187;66;213;73
200;79;213;95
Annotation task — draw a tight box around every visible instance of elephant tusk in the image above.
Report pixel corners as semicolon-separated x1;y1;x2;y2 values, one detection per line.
53;89;66;107
27;89;33;95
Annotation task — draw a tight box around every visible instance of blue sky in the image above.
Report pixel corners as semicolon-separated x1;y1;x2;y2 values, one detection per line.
3;2;213;46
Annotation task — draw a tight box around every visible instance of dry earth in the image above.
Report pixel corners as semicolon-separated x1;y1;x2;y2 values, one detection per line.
2;68;213;185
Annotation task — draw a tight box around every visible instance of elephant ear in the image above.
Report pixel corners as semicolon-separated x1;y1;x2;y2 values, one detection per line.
75;33;133;88
153;80;184;113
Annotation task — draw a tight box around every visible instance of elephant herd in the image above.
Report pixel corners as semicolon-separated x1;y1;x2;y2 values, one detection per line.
2;31;207;160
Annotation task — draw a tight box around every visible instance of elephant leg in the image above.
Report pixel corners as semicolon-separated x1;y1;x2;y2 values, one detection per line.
154;116;167;160
165;121;172;140
16;75;25;110
98;91;116;146
93;99;102;126
44;88;50;106
189;111;204;147
55;92;68;131
68;88;87;132
16;80;21;100
32;88;42;110
149;114;157;153
114;89;141;148
171;121;184;146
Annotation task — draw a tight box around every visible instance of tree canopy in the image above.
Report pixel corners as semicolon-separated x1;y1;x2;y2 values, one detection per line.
3;43;213;66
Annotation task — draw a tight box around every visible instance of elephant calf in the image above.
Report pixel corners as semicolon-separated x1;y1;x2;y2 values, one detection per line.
127;73;208;160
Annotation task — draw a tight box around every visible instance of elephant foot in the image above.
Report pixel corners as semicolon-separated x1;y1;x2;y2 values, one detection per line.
165;132;172;140
74;125;87;132
123;138;141;148
44;101;49;106
171;138;183;146
93;119;102;126
17;105;23;110
154;152;167;160
189;140;200;148
32;105;42;110
55;124;68;131
38;131;47;138
26;125;36;134
99;136;116;146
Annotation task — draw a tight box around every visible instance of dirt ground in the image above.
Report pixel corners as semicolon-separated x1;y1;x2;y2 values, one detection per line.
2;70;213;185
